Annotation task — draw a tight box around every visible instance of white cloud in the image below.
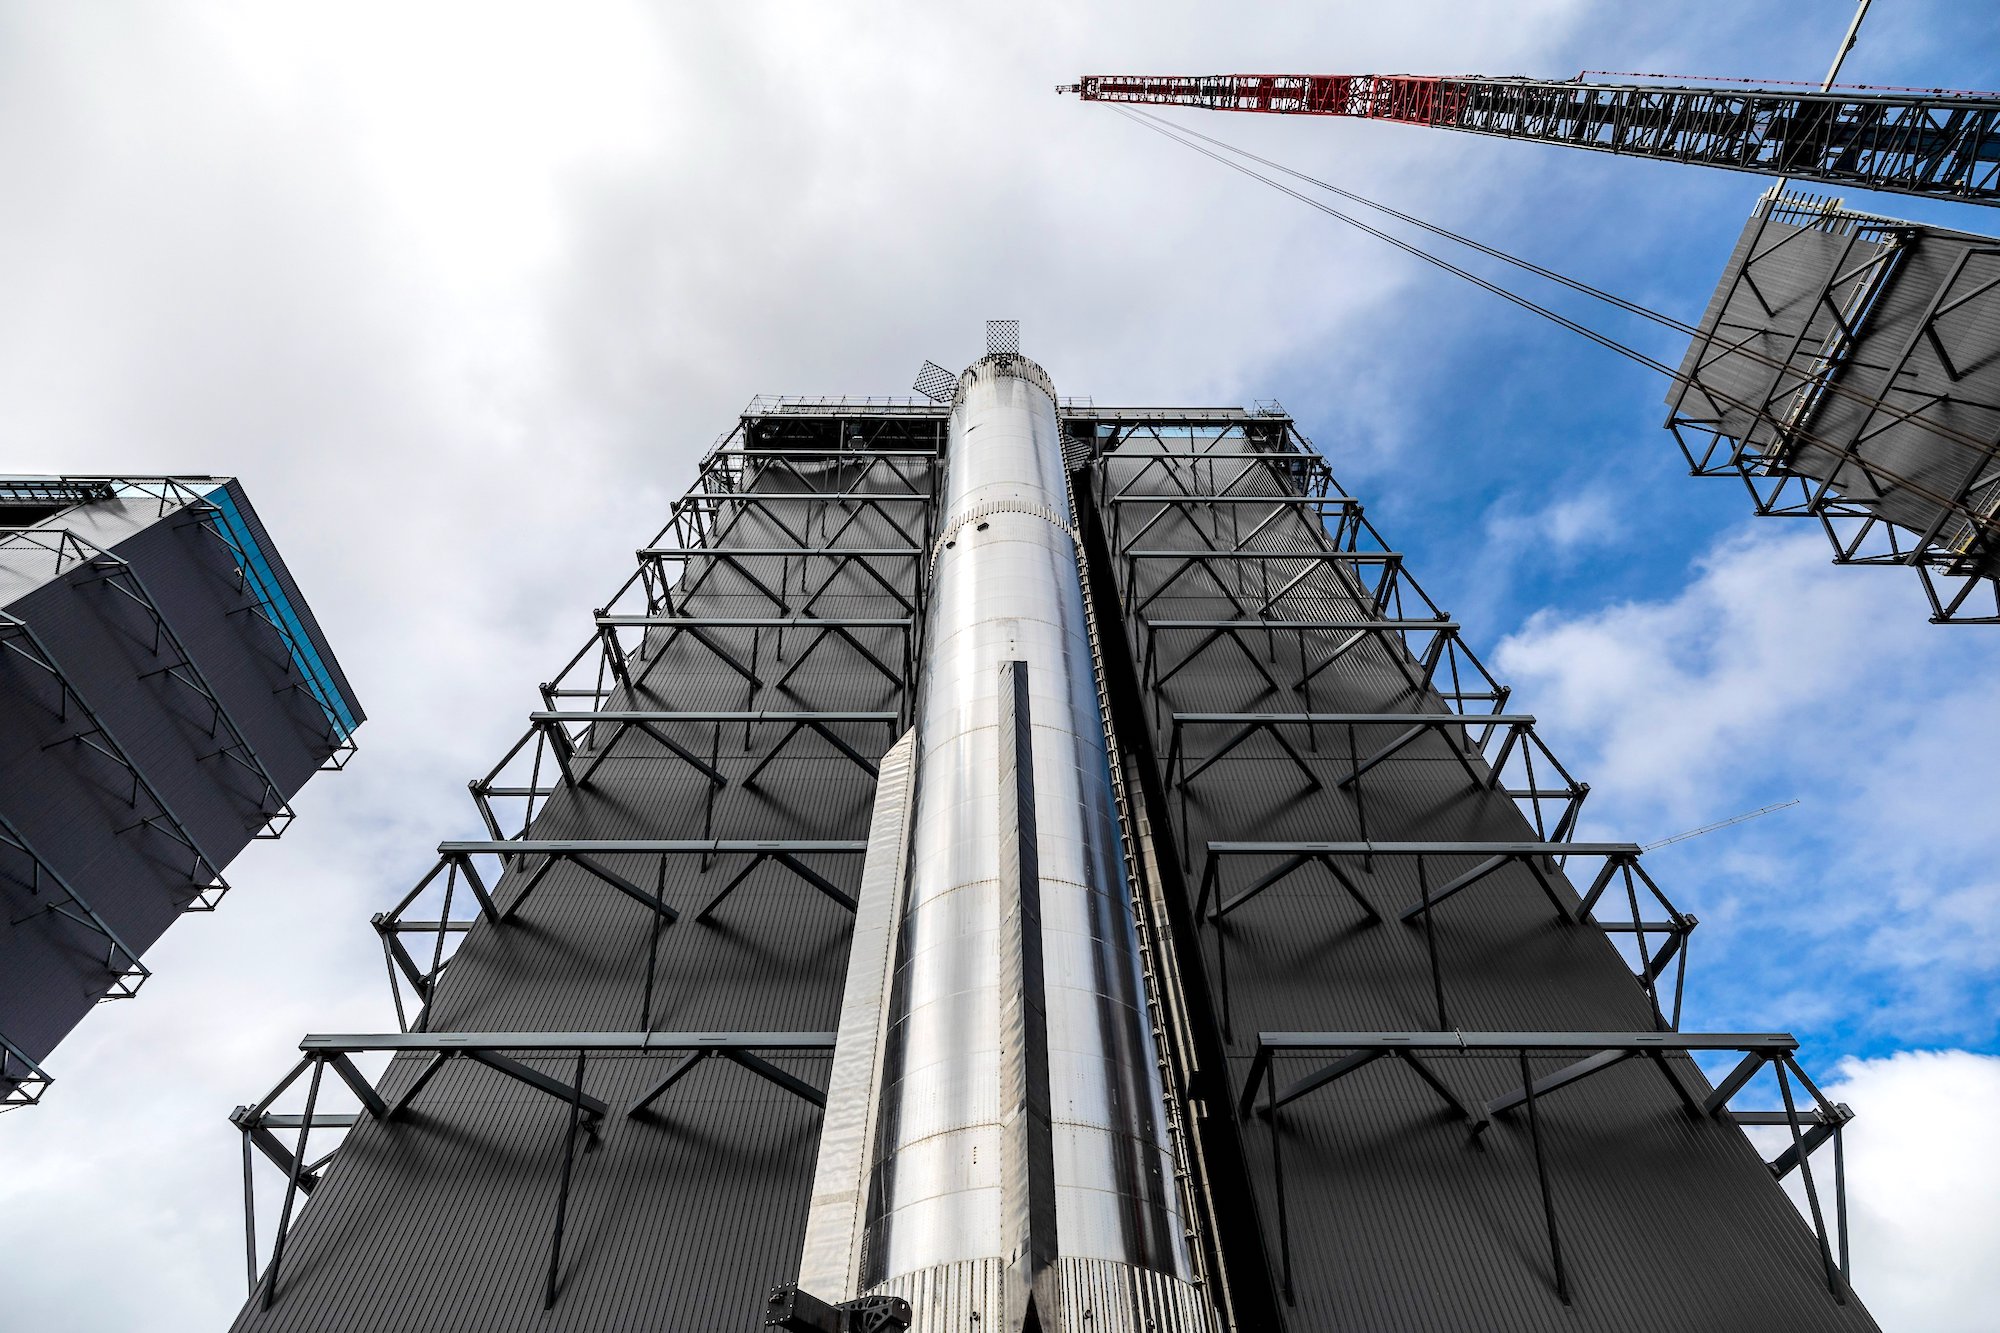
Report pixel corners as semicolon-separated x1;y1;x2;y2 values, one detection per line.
1732;1049;2000;1331
1822;1050;2000;1332
1458;481;1628;619
1497;523;2000;1329
1493;524;2000;1043
0;2;1990;1330
1485;485;1621;554
1494;525;1947;822
0;4;1607;1328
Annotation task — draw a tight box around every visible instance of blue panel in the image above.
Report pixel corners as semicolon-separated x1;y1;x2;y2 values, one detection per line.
201;485;358;740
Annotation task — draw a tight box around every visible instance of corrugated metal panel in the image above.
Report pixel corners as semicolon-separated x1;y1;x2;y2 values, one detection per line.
227;417;1879;1331
0;491;349;1069
229;450;939;1331
1673;212;2000;569
1094;438;1879;1331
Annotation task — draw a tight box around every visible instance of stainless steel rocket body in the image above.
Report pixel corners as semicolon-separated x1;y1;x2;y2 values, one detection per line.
850;355;1206;1325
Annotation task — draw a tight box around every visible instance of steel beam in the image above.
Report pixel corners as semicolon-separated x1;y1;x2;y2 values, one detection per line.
440;839;867;855
0;614;229;906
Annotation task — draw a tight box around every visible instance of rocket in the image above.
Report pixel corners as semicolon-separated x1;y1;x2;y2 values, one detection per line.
795;351;1216;1332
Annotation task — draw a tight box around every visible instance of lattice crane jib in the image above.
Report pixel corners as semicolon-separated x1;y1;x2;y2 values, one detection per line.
1065;73;2000;206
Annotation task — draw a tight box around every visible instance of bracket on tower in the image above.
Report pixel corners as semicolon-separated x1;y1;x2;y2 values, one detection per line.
1100;447;1333;506
0;611;229;909
639;545;927;619
372;836;870;1030
1122;546;1406;623
1098;476;1517;732
0;809;151;1002
665;492;937;578
703;445;937;497
765;1285;913;1332
1161;703;1585;851
0;1031;53;1108
1197;840;1692;1034
485;527;929;844
233;1032;836;1312
1235;1031;1854;1308
1139;616;1461;702
0;527;300;834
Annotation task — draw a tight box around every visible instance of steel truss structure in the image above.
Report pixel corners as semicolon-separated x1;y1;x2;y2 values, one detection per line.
231;399;947;1325
1196;841;1691;1035
31;475;360;760
1237;1032;1855;1306
225;392;1873;1331
2;474;358;1109
0;480;352;894
1069;73;2000;206
374;837;870;1030
0;526;299;835
232;1031;838;1311
1082;408;1872;1327
0;1031;53;1108
0;612;228;909
1671;190;2000;623
0;810;151;1005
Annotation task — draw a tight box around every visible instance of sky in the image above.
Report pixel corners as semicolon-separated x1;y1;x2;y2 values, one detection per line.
2;2;1997;1329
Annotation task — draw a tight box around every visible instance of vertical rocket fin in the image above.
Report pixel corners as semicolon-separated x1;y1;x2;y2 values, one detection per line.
998;661;1060;1330
798;729;918;1299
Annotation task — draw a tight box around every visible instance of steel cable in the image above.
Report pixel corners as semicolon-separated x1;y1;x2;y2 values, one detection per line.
1125;105;1703;338
1119;104;2000;466
1111;106;2000;543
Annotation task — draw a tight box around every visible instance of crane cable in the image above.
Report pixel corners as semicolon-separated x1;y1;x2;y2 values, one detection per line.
1115;104;2000;494
1113;106;1688;373
1123;105;1702;339
1111;106;2000;543
1128;100;2000;459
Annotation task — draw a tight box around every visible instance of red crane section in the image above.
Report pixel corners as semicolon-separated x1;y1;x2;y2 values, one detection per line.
1063;73;2000;205
1073;73;1466;123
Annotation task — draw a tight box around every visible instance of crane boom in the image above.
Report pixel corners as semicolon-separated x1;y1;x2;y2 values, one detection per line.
1643;800;1801;852
1065;73;2000;206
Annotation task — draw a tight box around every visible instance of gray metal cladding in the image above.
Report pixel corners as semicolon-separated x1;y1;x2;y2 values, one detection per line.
107;492;355;786
226;403;1880;1332
241;1052;831;1331
1672;201;2000;574
1092;432;1880;1330
0;480;355;1083
229;428;942;1331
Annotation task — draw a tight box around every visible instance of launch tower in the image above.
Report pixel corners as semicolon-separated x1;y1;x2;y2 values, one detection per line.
228;331;1871;1332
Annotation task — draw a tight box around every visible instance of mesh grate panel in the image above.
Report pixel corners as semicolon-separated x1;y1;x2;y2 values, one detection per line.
912;361;958;403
